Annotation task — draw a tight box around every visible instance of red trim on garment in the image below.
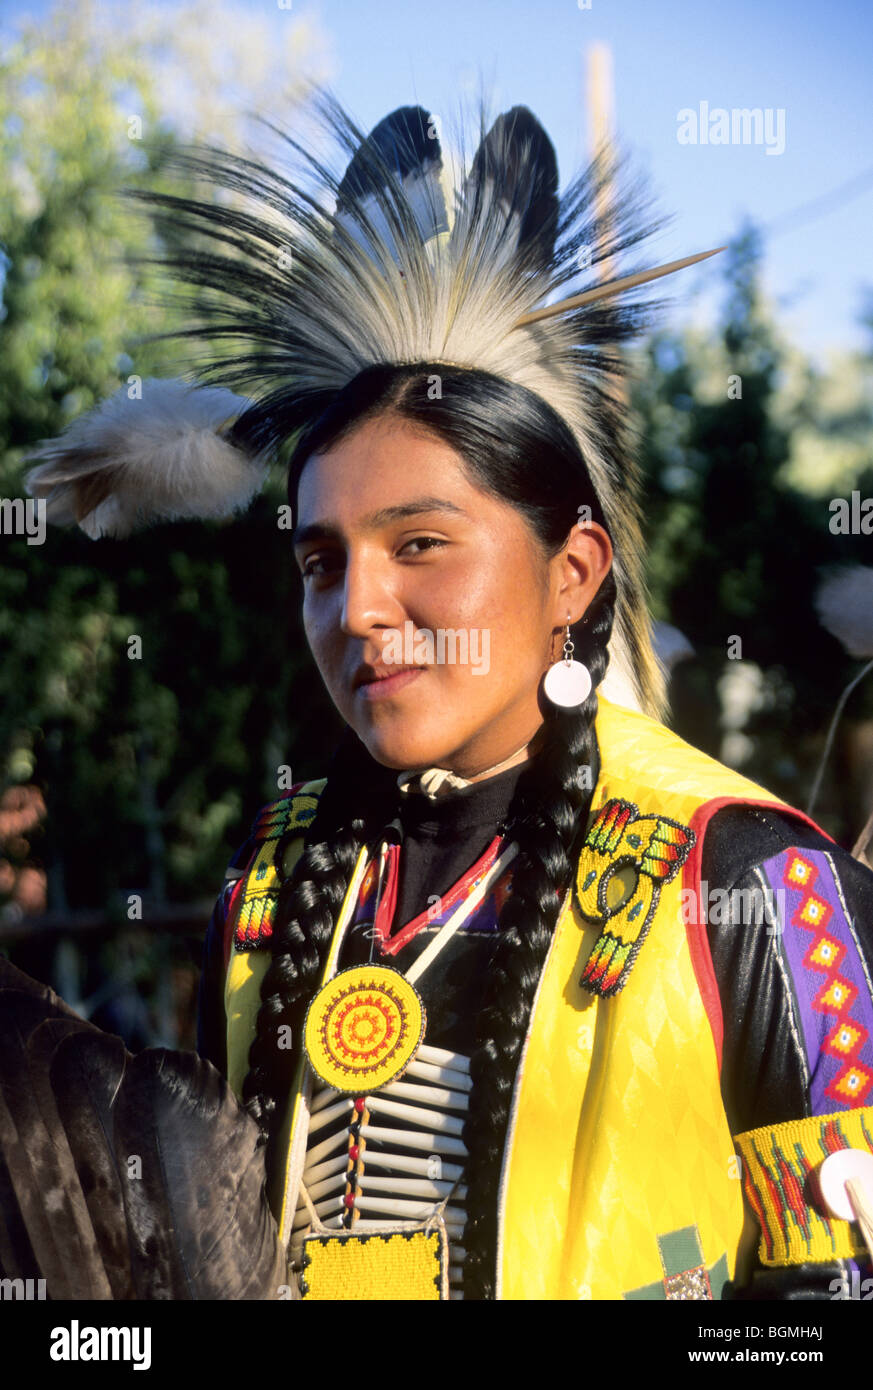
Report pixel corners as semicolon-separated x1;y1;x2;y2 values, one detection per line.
377;834;505;957
682;796;832;1074
372;843;401;946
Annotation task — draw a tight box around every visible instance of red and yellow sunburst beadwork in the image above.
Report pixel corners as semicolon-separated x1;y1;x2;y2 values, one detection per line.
831;1066;873;1104
786;855;815;889
825;1020;864;1059
816;975;858;1015
806;935;844;972
798;893;831;930
304;966;426;1094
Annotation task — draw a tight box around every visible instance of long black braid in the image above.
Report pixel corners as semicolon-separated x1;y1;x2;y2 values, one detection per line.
235;363;637;1296
241;732;398;1159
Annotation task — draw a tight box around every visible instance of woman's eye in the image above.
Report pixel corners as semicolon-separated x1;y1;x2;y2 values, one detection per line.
300;537;446;576
399;536;447;557
301;553;342;579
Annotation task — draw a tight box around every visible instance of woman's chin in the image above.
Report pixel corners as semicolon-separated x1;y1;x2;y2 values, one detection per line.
356;726;460;774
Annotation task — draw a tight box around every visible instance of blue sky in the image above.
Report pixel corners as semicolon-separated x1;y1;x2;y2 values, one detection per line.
5;0;873;361
324;0;873;362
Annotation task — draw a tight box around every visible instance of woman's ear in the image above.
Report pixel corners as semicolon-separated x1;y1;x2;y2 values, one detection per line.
551;520;613;627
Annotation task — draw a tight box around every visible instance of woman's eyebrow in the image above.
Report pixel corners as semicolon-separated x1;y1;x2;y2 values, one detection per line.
291;497;467;547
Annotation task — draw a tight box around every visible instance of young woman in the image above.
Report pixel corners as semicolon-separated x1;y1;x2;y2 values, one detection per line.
192;361;873;1301
13;97;873;1301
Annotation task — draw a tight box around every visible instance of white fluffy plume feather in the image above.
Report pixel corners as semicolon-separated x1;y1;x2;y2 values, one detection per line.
24;378;265;539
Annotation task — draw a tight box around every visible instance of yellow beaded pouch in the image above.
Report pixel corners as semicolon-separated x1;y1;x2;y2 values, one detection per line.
300;1223;449;1301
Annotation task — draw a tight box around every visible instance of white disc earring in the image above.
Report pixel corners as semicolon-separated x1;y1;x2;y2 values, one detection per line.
543;619;592;708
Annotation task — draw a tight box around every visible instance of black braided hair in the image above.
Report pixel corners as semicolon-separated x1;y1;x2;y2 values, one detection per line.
241;729;397;1154
236;364;630;1294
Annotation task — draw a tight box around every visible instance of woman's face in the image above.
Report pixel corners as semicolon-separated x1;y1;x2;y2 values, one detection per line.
293;414;611;776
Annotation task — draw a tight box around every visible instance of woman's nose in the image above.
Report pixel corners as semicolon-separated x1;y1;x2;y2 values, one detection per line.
340;551;405;639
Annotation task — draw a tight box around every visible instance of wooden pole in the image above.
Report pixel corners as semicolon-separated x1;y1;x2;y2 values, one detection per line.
586;40;625;405
587;41;617;285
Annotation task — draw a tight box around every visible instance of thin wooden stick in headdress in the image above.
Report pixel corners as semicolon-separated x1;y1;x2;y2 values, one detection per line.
513;247;725;327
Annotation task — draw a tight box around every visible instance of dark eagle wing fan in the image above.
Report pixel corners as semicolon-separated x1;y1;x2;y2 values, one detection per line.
0;957;284;1299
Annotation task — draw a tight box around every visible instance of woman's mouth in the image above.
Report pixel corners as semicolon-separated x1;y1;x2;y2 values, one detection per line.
354;666;426;701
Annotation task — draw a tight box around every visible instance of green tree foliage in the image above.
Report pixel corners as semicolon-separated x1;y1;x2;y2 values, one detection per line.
634;225;873;837
0;6;339;956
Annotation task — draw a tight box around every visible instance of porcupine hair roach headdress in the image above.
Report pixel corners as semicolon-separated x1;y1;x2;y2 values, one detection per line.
24;90;720;717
